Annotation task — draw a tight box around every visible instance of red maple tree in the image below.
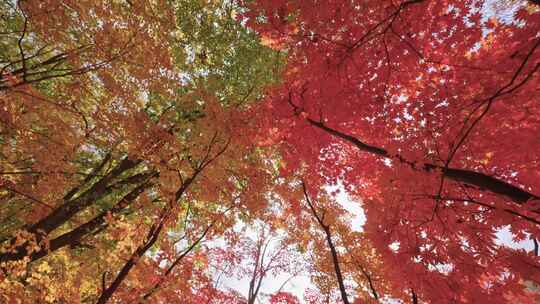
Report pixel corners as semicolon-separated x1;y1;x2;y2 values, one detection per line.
244;0;540;302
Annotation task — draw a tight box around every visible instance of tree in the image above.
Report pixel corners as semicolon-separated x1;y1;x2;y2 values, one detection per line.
244;0;540;302
2;0;540;303
240;221;301;304
302;181;351;304
0;0;282;302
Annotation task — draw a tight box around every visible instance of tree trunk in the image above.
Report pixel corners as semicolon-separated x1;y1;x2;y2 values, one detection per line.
308;118;539;205
0;173;154;267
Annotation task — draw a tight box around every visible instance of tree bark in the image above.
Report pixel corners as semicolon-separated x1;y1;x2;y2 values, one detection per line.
30;157;140;235
308;118;539;205
40;177;152;262
95;140;228;303
302;182;350;304
96;212;166;304
141;223;214;301
0;161;145;267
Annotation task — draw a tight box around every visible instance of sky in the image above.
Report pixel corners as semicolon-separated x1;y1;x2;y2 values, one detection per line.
216;181;535;303
214;182;367;303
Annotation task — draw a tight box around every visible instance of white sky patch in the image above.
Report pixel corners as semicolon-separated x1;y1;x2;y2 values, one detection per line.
220;274;312;303
210;180;368;303
325;180;366;232
389;241;400;252
208;221;312;303
495;226;535;251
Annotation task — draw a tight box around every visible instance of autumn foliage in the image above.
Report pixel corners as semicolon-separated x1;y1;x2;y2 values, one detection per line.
1;0;539;303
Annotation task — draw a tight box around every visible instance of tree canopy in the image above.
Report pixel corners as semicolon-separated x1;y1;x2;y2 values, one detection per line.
1;0;539;303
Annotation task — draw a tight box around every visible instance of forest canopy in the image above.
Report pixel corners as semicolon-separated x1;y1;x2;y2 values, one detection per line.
0;0;539;303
